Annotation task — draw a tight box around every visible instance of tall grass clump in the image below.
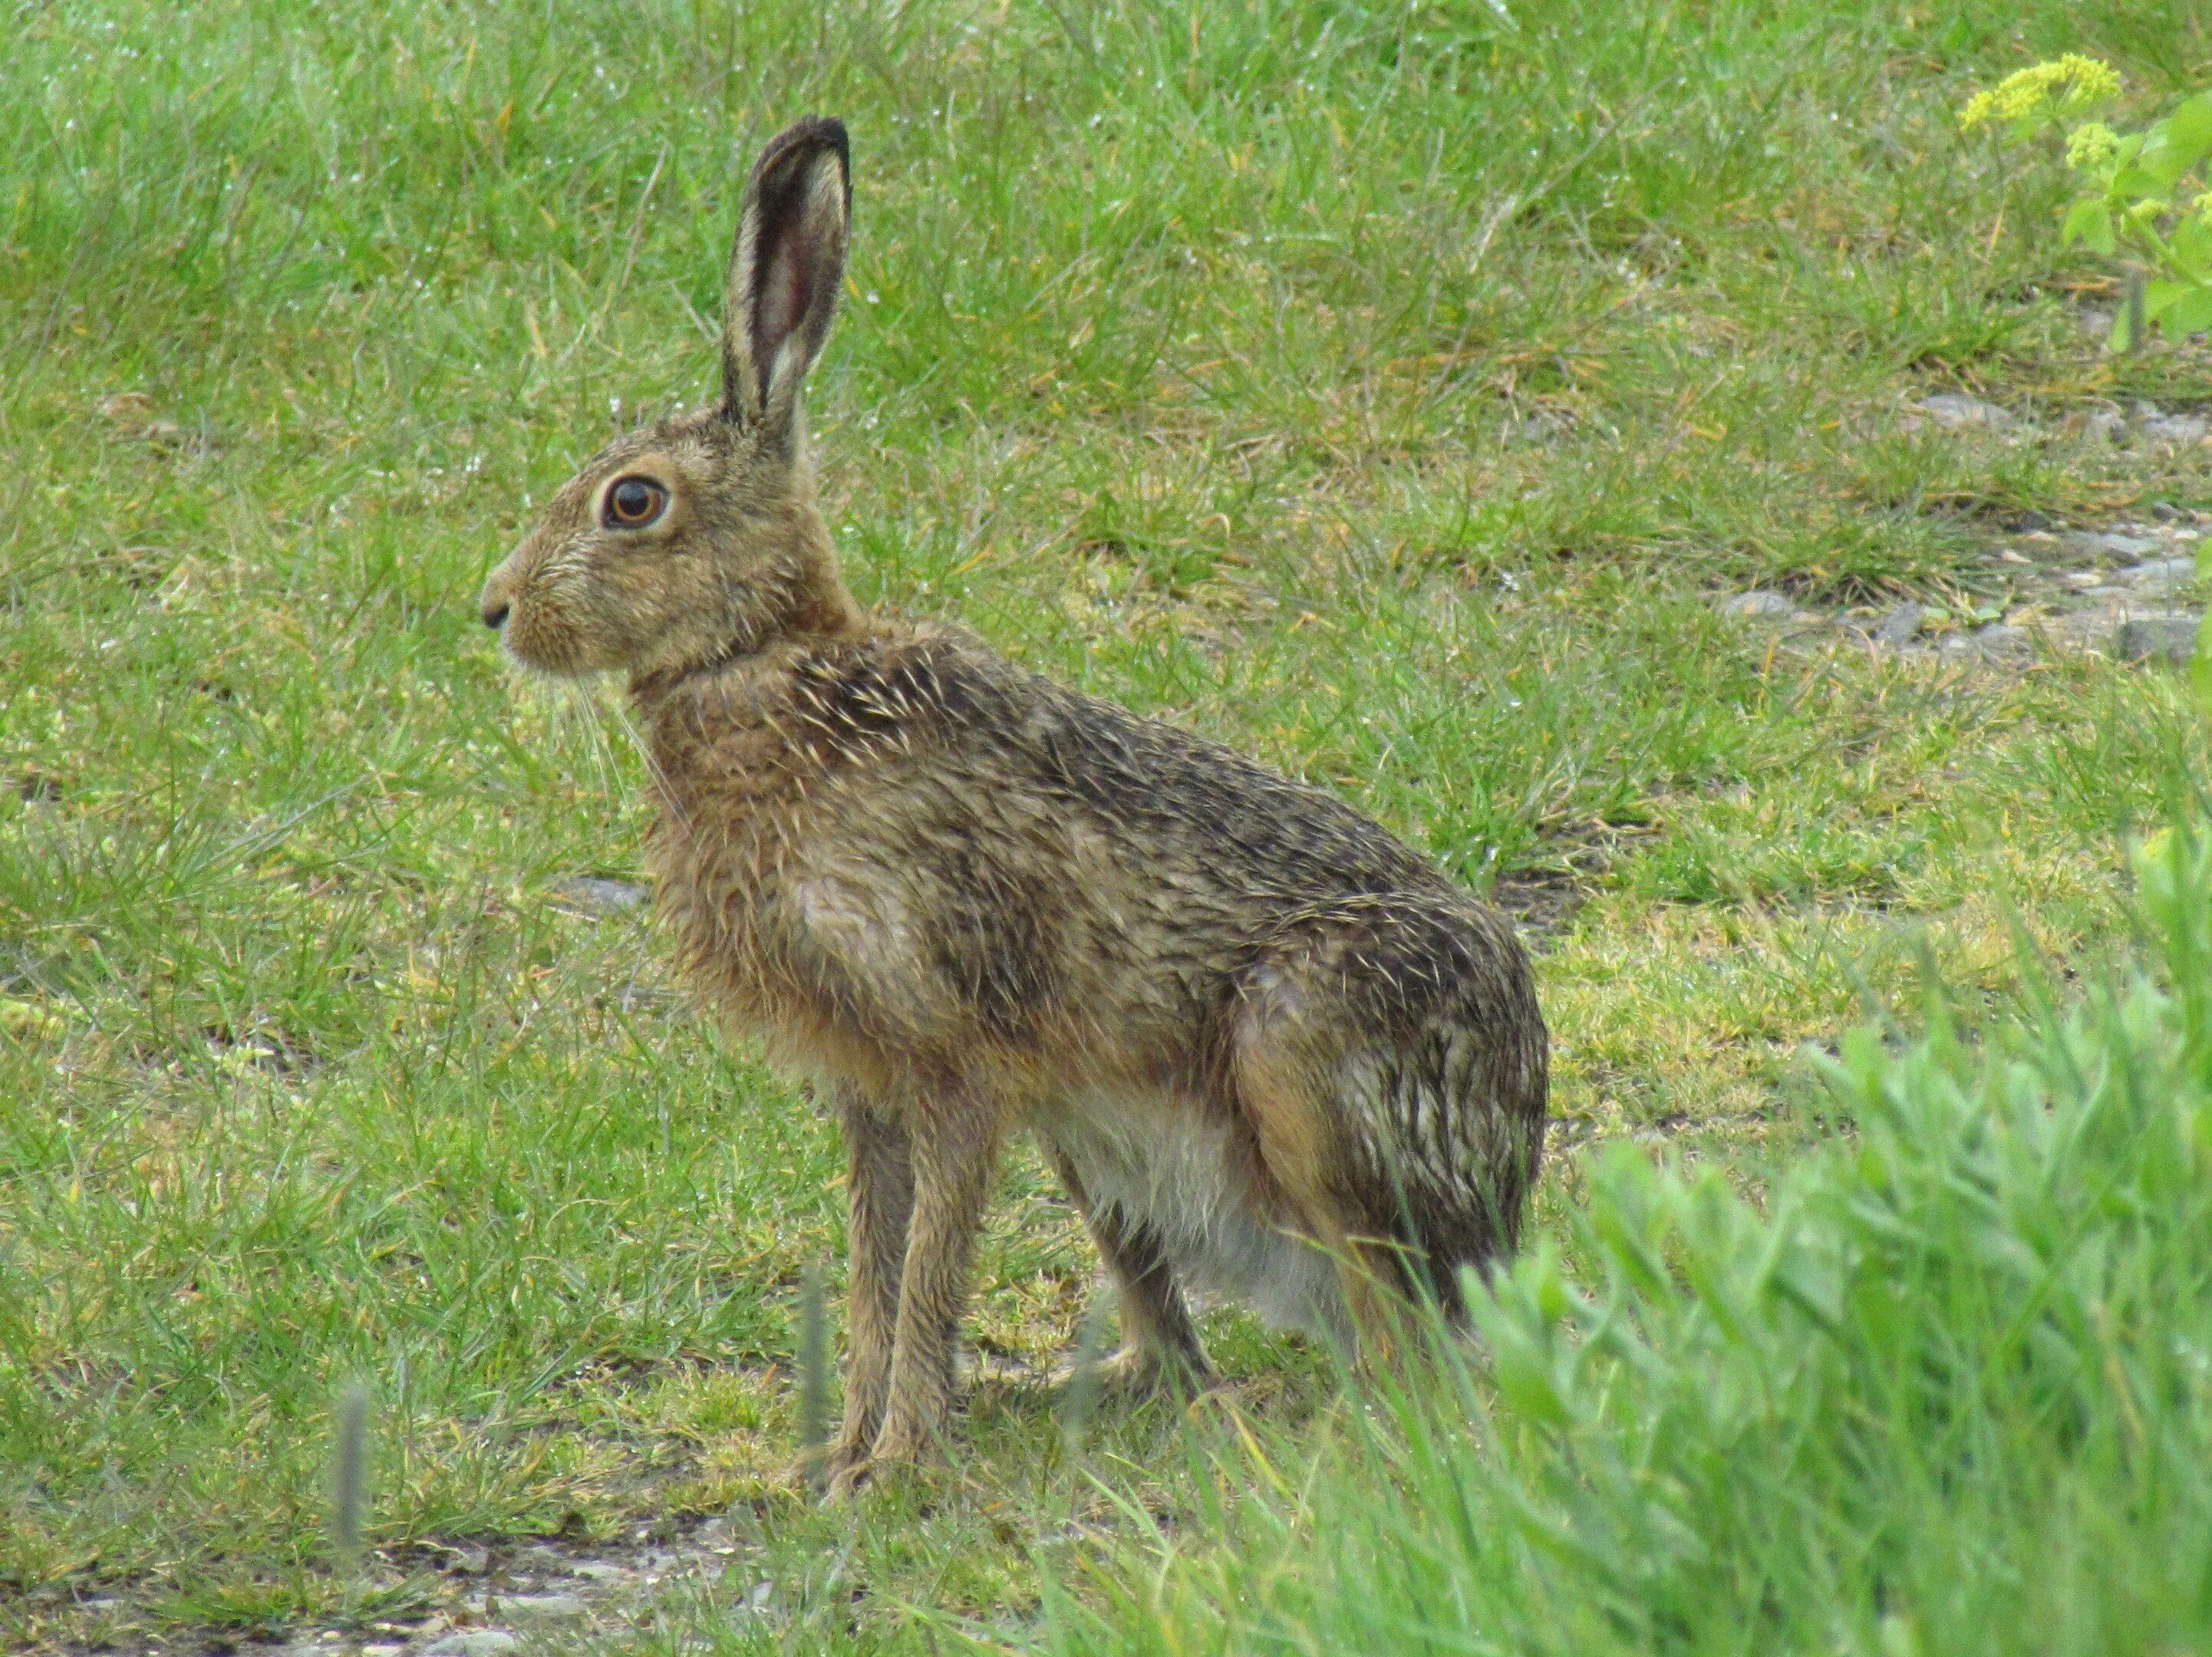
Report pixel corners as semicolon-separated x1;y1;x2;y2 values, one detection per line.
1054;828;2212;1657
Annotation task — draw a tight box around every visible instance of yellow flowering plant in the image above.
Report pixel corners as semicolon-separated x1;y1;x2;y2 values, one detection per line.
1963;57;2212;351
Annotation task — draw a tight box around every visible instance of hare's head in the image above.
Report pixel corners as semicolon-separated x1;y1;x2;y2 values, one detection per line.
482;117;856;678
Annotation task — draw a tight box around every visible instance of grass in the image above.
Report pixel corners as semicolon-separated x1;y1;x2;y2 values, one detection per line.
2;0;2210;1649
1048;828;2212;1657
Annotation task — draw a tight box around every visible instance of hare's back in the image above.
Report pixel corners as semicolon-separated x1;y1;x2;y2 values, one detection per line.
884;634;1453;908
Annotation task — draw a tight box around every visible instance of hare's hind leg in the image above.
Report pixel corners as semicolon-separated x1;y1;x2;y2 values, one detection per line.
825;1085;914;1483
1048;1148;1215;1393
1224;1029;1407;1364
1225;903;1544;1365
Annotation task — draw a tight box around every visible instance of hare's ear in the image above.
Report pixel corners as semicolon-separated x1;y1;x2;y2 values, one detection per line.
719;116;851;448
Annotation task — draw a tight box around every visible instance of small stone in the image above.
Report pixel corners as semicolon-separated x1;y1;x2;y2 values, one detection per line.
99;394;186;444
446;1544;490;1576
1874;602;1925;647
1717;590;1795;618
1917;394;2014;430
424;1634;520;1657
364;1645;408;1656
2078;587;2135;604
2117;615;2200;664
2122;556;2198;591
2142;413;2210;446
1974;623;2029;654
550;876;649;916
569;1561;631;1584
1505;413;1567;446
2006;509;2055;533
2084;410;2128;445
2068;530;2162;560
100;392;184;443
503;1593;588;1619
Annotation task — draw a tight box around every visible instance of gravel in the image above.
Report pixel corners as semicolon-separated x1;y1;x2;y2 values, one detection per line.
2121;556;2199;590
1716;590;1796;618
1917;394;2014;430
422;1636;519;1657
1695;509;2212;677
569;1561;634;1584
2141;413;2210;446
2117;616;2200;665
2068;530;2163;560
1873;602;1925;647
550;876;651;916
501;1593;588;1619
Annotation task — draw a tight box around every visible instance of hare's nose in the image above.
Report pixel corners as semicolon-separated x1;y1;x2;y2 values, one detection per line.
482;601;510;629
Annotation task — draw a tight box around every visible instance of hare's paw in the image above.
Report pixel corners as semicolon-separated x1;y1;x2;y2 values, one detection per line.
799;1429;875;1501
823;1445;936;1504
823;1455;875;1504
1056;1344;1218;1401
783;1438;855;1493
1052;1344;1157;1396
865;1422;938;1468
823;1417;946;1502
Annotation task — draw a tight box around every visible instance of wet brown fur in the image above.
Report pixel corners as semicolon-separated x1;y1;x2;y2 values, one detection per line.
480;117;1548;1495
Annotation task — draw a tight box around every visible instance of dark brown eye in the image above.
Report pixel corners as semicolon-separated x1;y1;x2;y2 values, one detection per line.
604;476;667;528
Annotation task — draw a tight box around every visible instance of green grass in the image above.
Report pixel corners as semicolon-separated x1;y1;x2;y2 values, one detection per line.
2;0;2210;1649
1049;827;2212;1657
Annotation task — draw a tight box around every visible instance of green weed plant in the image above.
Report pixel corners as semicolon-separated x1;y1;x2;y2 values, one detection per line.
1963;55;2212;350
1049;822;2212;1656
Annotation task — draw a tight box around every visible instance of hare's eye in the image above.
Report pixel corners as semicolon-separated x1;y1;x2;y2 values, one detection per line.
605;476;668;529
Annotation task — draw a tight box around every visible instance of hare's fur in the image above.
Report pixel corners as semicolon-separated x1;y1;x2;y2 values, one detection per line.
482;117;1548;1494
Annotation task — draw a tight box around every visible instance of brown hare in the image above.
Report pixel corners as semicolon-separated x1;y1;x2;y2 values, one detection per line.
480;117;1548;1496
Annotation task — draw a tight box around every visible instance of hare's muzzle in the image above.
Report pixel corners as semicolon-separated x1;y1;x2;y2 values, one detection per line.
479;558;520;632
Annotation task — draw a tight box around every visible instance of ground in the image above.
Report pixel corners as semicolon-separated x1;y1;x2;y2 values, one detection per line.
2;0;2210;1652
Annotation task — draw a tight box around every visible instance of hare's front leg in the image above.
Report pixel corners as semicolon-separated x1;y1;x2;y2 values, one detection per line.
833;1101;999;1493
823;1085;913;1484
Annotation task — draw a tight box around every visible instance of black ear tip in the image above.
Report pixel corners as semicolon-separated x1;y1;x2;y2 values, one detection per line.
754;116;851;188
